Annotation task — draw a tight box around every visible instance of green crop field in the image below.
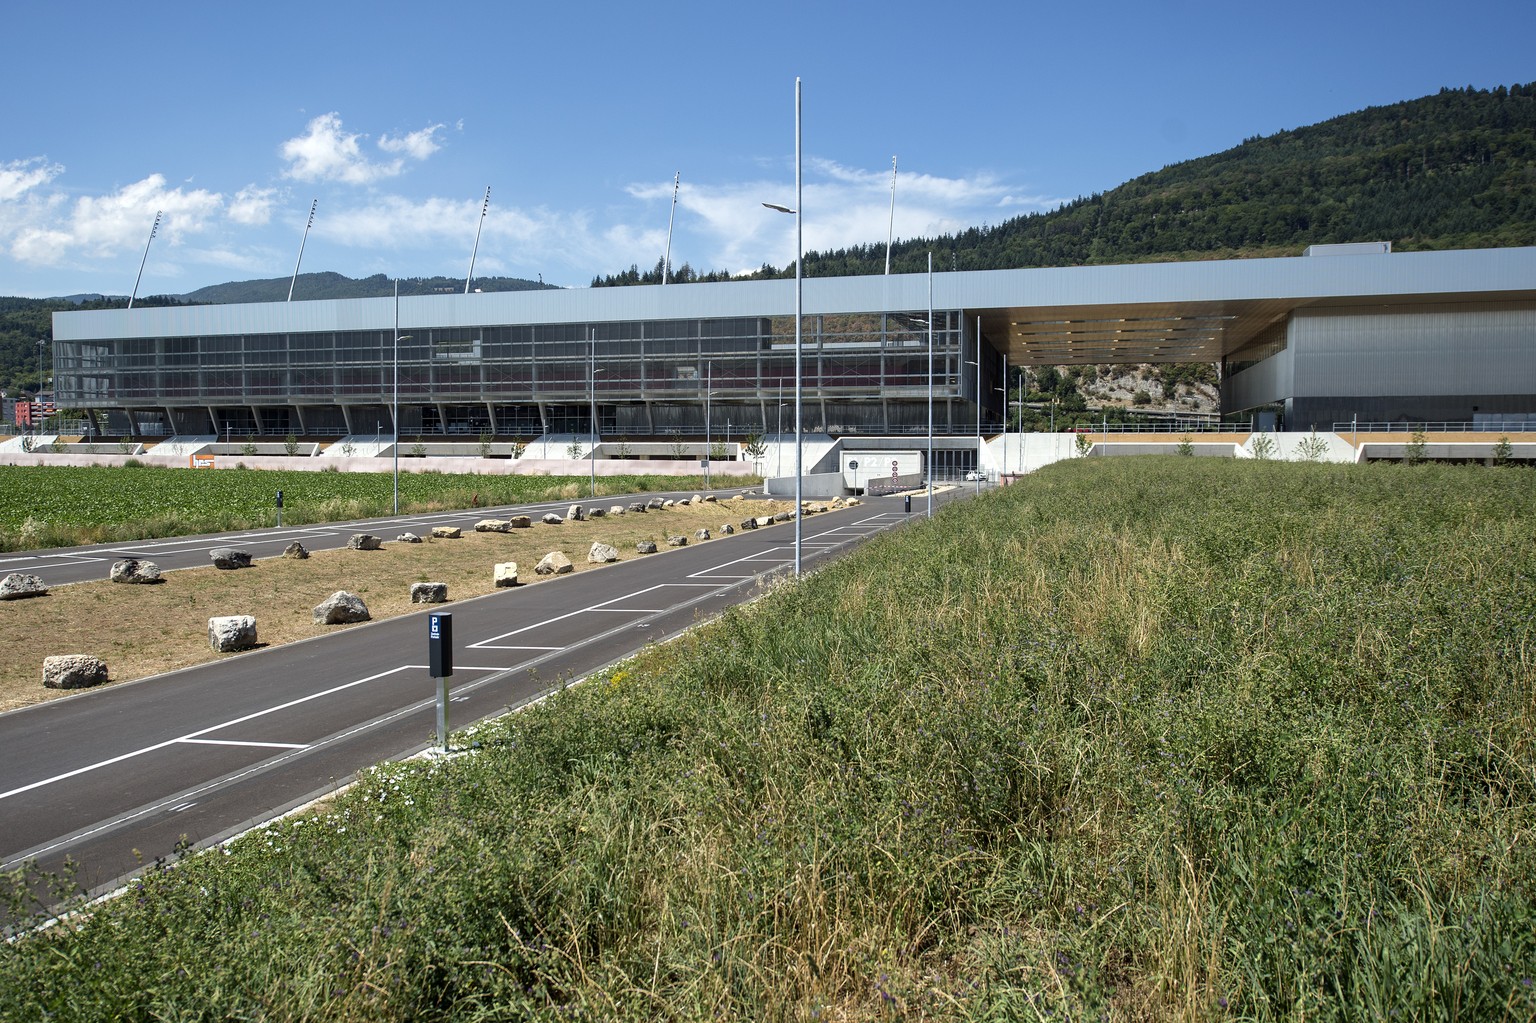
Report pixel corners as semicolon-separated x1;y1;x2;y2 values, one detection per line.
0;464;718;551
3;458;1533;1021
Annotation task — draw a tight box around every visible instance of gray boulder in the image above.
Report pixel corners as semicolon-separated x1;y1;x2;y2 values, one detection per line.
494;562;519;587
509;515;532;529
628;503;648;514
283;541;311;558
587;506;606;518
609;505;627;516
395;533;422;544
347;533;383;550
589;542;619;564
666;535;688;547
738;518;758;531
535;551;574;575
208;615;258;652
695;528;711;541
721;523;735;535
647;498;666;510
313;591;370;625
210;548;253;570
474;519;511;533
636;540;658;554
702;494;718;503
430;526;461;539
541;512;564;525
110;558;163;584
42;654;108;689
566;504;585;521
411;582;448;604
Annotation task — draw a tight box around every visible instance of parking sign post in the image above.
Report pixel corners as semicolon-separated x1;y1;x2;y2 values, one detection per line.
428;613;454;750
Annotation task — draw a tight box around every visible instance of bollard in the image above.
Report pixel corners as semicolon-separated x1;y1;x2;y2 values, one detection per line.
904;494;911;514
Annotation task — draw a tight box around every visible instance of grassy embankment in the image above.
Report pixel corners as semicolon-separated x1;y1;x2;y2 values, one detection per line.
3;459;1533;1021
0;464;725;551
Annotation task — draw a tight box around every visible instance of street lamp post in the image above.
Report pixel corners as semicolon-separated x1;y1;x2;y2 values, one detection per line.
704;360;712;490
775;401;788;476
392;280;413;516
927;252;934;519
761;77;804;576
975;315;983;493
966;361;981;494
589;328;602;499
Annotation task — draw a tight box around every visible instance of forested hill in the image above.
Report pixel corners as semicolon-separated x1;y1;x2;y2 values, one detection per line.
181;272;555;304
603;82;1532;284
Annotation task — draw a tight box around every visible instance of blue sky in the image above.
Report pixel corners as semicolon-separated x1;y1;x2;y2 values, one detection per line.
2;0;1531;299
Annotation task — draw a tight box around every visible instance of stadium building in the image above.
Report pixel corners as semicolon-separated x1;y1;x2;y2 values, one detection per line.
47;244;1536;455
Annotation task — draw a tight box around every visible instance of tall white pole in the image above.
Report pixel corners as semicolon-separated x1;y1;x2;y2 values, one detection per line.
589;328;597;499
128;211;161;310
884;156;897;275
663;171;680;285
975;314;982;494
465;187;491;294
793;77;803;576
704;360;712;490
288;199;317;302
393;280;400;515
1002;352;1008;479
927;251;934;519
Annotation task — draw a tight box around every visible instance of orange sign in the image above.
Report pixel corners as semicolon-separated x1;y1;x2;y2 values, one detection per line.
190;453;216;469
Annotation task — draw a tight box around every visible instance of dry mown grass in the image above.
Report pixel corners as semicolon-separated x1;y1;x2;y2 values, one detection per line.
0;498;793;712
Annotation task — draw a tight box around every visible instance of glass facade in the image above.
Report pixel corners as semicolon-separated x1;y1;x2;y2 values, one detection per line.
56;309;1000;438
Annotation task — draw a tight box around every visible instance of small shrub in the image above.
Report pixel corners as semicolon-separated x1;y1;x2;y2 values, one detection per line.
283;433;299;457
1132;389;1152;406
1177;435;1194;456
1250;432;1277;460
411;443;426;458
1492;435;1512;466
1404;430;1427;465
240;441;257;456
1075;432;1093;457
478;431;494;458
1295;430;1329;462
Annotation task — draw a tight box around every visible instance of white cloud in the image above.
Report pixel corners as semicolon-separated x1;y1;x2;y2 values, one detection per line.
281;113;444;185
6;173;223;268
0;157;64;202
228;186;277;226
379;123;445;161
70;174;223;254
618;159;1054;277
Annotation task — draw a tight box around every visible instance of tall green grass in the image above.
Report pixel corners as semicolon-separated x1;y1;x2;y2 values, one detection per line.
3;459;1532;1020
0;465;725;551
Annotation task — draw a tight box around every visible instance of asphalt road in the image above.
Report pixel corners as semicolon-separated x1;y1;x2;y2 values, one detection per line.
0;487;965;913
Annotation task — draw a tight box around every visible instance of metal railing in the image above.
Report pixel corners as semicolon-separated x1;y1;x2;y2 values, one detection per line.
1332;421;1536;433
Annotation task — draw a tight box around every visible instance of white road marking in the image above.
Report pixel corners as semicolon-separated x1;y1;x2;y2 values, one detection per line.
177;739;310;750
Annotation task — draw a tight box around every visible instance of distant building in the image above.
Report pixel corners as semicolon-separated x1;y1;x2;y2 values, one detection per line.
50;245;1536;439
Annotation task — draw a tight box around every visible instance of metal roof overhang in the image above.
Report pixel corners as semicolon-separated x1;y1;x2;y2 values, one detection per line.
54;247;1536;369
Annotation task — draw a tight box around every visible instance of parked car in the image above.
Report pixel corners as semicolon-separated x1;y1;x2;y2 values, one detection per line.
964;469;986;481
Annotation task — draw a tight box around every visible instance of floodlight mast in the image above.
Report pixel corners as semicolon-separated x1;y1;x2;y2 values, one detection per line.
128;210;162;310
466;187;491;294
663;171;680;285
288;199;318;302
